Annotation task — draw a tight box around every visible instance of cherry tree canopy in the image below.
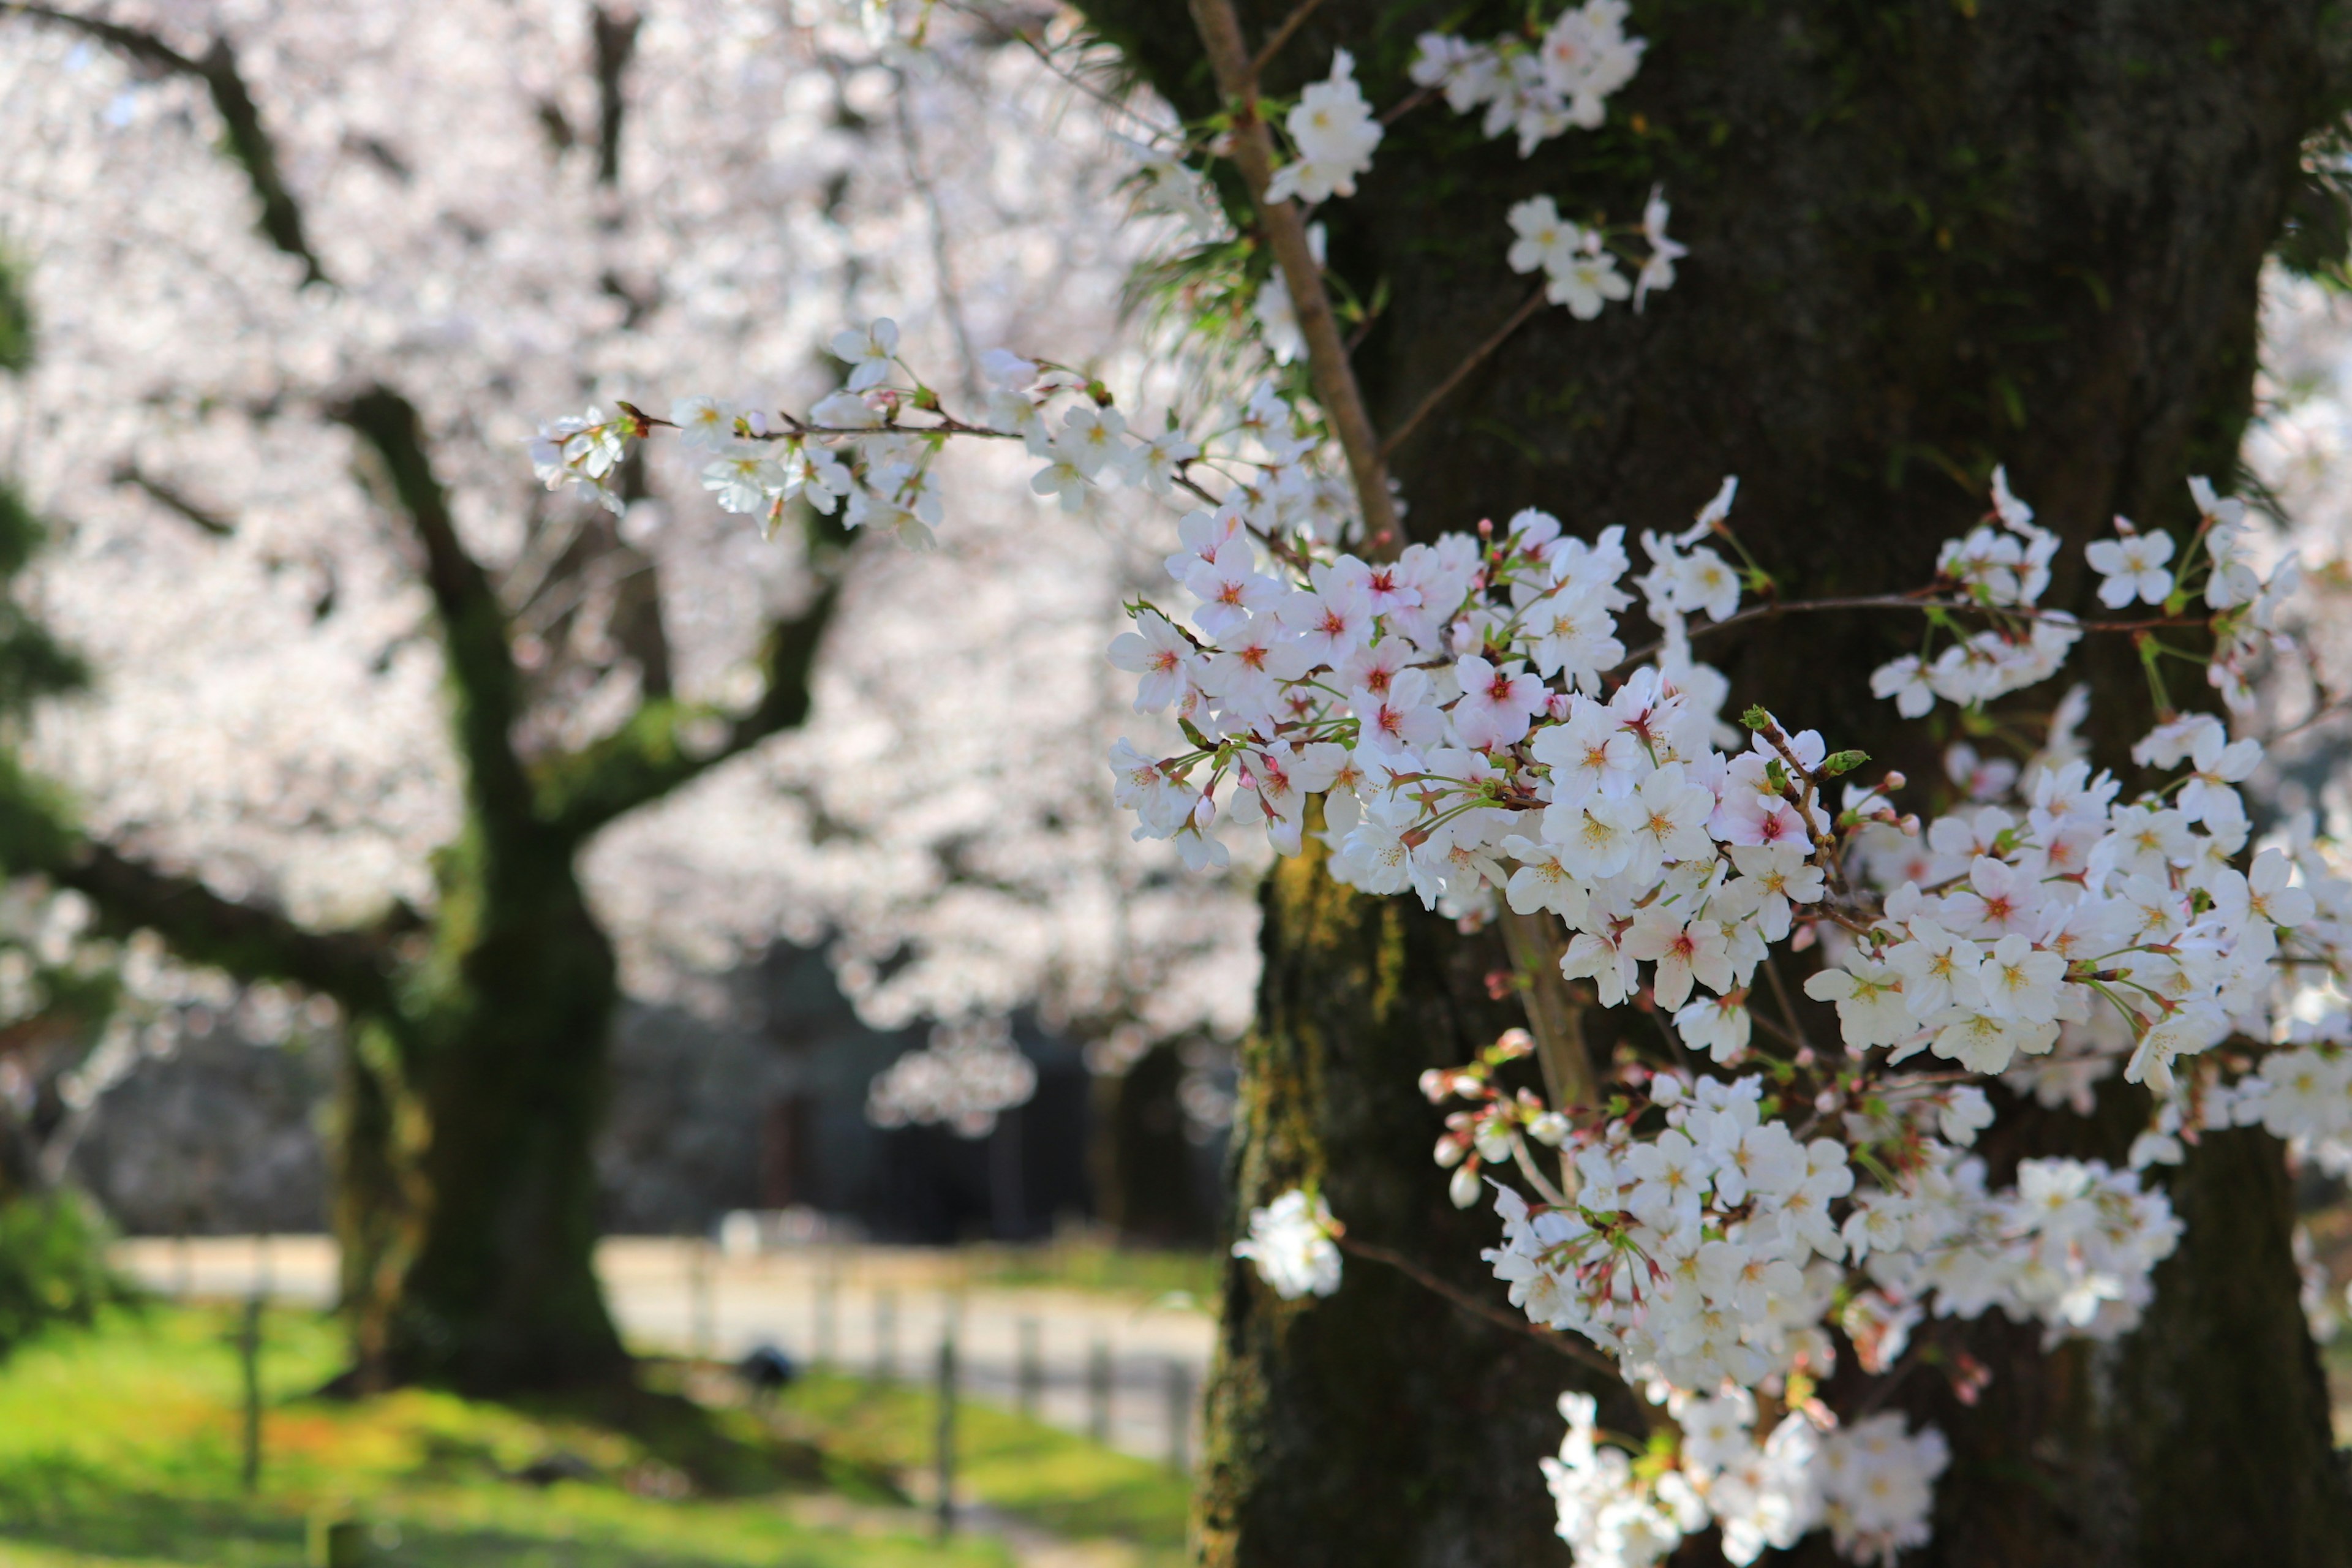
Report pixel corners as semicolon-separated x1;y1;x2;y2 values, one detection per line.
0;1;1256;1058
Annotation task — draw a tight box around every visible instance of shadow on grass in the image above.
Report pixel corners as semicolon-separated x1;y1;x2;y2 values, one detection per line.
771;1371;1191;1549
0;1454;304;1564
522;1363;905;1505
0;1452;872;1568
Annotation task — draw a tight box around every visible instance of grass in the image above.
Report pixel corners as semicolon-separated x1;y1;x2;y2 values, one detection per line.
768;1370;1192;1559
0;1303;1188;1567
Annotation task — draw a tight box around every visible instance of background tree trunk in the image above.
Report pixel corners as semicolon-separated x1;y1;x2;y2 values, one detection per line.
1078;1;2352;1562
350;845;632;1393
1095;1039;1215;1246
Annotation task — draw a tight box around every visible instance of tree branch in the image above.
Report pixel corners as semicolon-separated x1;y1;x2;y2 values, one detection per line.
1246;0;1323;81
333;385;538;842
1380;286;1547;458
0;761;406;1017
1498;907;1597;1166
590;5;641;189
537;581;839;843
112;461;234;538
59;843;410;1019
4;4;328;284
1335;1235;1620;1376
1188;0;1401;557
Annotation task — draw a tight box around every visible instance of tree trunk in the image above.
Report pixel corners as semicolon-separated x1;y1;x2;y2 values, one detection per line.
348;837;630;1393
1078;1;2352;1562
1199;838;1634;1565
1095;1039;1215;1246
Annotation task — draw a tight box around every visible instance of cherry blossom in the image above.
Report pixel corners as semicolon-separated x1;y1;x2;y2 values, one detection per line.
1265;50;1383;206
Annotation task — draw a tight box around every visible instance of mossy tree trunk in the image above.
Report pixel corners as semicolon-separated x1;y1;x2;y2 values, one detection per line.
1079;1;2352;1562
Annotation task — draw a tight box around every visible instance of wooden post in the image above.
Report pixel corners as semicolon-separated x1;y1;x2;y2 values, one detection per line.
1165;1359;1193;1472
1087;1340;1112;1447
874;1289;897;1384
236;1295;263;1493
814;1267;837;1367
934;1325;957;1540
688;1235;715;1360
1016;1316;1042;1419
306;1509;364;1567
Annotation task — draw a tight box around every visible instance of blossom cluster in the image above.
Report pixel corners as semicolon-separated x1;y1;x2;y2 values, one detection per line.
1815;703;2342;1096
1176;456;2340;1564
1232;1186;1343;1300
1865;471;2079;717
1545;1388;1948;1568
1845;1152;2182;1346
1486;1074;1850;1392
537;353;1165;548
864;1016;1038;1138
1266;51;1384;206
1112;456;2331;1104
1507;189;1683;317
1410;2;1647;156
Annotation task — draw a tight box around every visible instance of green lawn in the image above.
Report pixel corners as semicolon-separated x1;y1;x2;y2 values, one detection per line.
768;1370;1191;1556
0;1305;1190;1567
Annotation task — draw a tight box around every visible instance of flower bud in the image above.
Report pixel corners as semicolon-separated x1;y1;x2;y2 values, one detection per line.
1434;1135;1468;1168
1448;1161;1483;1210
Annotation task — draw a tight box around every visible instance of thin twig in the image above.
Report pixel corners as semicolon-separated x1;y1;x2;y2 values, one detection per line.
937;0;1188;151
1335;1235;1621;1375
1379;84;1436;127
1608;592;2207;678
1849;1340;1931;1417
1380;285;1547;458
1246;0;1324;81
1760;953;1814;1055
892;78;985;407
1508;1133;1574;1210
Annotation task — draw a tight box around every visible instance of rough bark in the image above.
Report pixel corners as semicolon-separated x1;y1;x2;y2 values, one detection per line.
1201;837;1632;1566
1078;2;2352;1563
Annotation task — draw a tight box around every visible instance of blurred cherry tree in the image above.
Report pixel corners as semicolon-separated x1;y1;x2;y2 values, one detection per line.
0;1;1251;1390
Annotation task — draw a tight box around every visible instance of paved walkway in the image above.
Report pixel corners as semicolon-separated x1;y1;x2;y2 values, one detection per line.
111;1237;1216;1467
